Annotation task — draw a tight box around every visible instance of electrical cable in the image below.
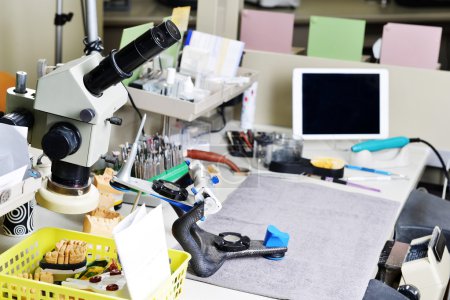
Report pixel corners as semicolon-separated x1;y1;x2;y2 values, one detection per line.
36;153;46;165
210;94;244;133
83;38;103;55
80;0;103;55
210;106;227;133
122;82;145;136
409;137;450;199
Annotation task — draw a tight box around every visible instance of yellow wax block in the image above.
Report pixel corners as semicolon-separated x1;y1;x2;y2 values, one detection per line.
98;192;117;210
311;157;345;170
94;168;123;196
83;215;122;238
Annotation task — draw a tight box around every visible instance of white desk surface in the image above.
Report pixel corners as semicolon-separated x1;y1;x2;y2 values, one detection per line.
0;122;431;300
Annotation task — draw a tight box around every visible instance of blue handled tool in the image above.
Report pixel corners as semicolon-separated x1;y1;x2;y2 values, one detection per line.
351;136;410;152
344;164;407;179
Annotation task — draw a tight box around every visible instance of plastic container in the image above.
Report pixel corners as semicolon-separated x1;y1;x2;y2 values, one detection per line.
267;137;304;164
0;227;191;300
252;133;274;169
127;68;258;122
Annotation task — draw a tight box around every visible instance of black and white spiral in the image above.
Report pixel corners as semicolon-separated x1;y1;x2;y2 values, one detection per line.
1;200;34;236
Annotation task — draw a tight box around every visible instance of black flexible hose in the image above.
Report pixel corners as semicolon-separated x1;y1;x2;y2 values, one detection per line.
122;82;145;136
409;137;450;199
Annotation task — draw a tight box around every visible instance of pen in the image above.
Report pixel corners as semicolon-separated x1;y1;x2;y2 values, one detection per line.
321;176;381;193
345;176;409;181
345;164;406;177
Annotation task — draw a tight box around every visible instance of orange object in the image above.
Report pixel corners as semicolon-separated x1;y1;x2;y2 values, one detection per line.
186;149;241;172
240;132;253;149
0;71;15;113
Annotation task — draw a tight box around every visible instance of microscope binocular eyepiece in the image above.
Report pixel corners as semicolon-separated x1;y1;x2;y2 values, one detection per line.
83;20;181;96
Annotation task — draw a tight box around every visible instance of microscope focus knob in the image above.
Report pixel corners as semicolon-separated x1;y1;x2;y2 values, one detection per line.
79;108;96;123
42;123;82;160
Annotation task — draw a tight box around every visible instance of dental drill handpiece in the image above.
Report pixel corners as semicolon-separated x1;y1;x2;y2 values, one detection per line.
188;161;222;215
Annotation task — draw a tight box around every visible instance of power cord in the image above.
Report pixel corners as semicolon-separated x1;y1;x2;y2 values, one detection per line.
210;106;227;133
209;94;243;133
409;137;450;200
79;0;103;55
122;82;146;136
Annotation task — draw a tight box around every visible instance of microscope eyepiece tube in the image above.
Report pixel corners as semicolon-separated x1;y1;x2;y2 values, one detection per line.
83;20;181;96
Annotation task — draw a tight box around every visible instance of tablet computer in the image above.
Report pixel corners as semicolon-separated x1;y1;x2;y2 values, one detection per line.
292;68;389;140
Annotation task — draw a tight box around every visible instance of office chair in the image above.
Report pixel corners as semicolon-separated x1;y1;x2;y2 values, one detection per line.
362;189;450;299
379;137;450;244
395;188;450;250
362;279;408;300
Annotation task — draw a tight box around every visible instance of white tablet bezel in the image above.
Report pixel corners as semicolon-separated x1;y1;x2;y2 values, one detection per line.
292;68;389;140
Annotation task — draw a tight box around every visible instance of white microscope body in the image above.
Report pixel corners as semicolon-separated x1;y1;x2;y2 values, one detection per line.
1;20;181;214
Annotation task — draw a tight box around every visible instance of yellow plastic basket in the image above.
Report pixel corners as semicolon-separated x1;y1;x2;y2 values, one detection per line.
0;227;191;300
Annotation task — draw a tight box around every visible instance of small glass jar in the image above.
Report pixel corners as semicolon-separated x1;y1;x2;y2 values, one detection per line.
252;133;274;169
268;137;303;164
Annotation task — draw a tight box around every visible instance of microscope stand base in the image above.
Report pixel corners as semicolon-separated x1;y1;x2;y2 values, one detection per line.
36;179;99;214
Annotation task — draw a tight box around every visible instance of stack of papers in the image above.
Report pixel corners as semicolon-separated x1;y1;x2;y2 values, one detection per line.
181;30;245;78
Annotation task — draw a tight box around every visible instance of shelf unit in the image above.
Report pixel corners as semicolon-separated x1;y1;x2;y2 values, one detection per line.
126;68;258;122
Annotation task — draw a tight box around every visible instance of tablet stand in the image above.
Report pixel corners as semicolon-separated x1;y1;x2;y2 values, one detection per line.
349;146;410;168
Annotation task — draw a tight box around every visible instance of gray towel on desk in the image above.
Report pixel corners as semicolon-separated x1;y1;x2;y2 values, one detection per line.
186;175;400;300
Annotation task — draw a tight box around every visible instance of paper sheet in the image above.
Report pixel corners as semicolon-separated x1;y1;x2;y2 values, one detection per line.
307;16;366;61
0;124;29;189
113;205;171;300
183;30;244;78
240;9;294;54
380;23;442;69
171;6;190;32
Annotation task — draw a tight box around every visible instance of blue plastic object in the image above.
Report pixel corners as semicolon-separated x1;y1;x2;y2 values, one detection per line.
351;136;410;153
191;187;198;195
210;176;219;185
345;164;394;176
263;225;290;260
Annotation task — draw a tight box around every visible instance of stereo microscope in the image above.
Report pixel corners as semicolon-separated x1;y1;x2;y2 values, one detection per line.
0;20;181;214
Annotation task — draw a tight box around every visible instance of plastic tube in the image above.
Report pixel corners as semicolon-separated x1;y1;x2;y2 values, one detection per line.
186;150;241;172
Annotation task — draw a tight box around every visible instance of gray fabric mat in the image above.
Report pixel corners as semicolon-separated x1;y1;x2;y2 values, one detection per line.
187;175;400;300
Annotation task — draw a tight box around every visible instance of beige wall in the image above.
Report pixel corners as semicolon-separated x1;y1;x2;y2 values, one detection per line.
0;1;167;152
0;0;103;85
242;50;450;151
